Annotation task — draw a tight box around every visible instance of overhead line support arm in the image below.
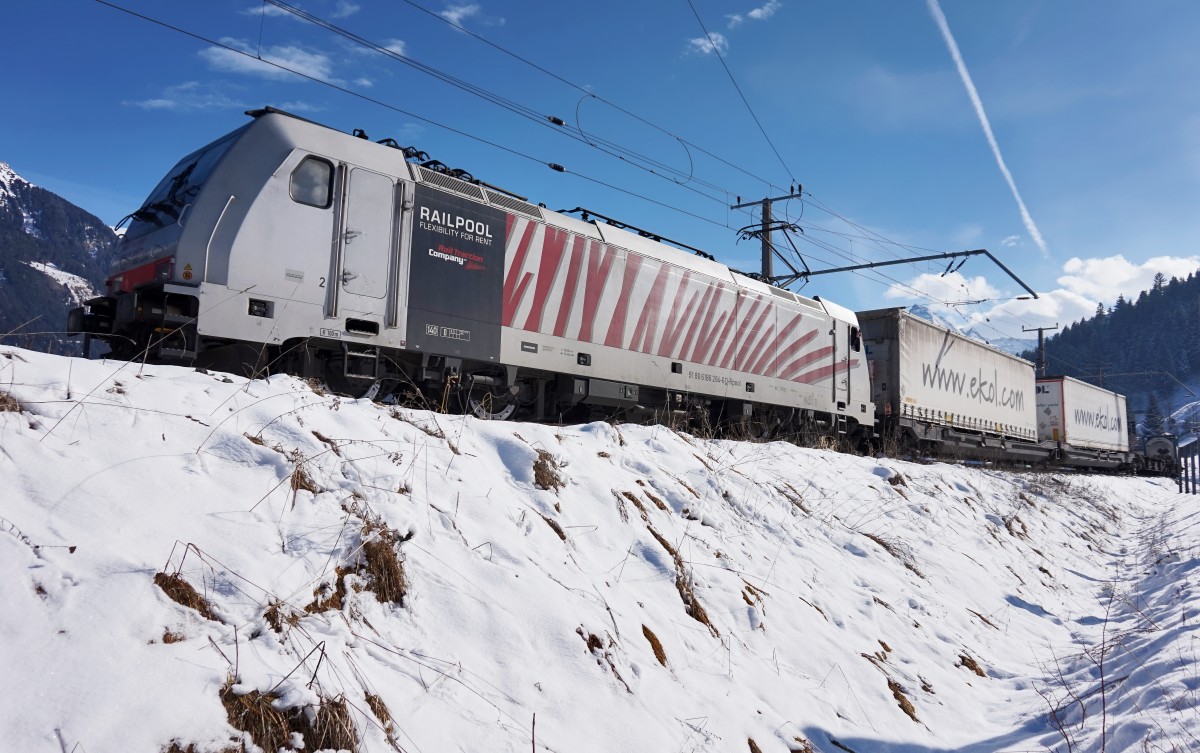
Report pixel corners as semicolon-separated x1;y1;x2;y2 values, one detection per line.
797;248;1040;300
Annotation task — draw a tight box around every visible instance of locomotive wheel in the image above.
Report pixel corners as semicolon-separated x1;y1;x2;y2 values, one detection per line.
459;371;518;420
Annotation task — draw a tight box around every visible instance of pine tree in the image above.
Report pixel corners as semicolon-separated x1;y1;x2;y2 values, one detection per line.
1144;393;1165;436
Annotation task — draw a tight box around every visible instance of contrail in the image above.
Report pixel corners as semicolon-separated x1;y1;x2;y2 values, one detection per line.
926;0;1048;255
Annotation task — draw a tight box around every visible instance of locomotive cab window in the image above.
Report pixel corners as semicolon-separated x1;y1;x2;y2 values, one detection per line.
850;326;862;352
290;156;333;208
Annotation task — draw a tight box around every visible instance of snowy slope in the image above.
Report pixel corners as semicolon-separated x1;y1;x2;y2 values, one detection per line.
24;260;100;306
1;347;1197;753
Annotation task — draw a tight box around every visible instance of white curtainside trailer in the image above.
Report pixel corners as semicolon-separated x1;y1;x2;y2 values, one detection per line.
1036;376;1131;468
858;307;1044;460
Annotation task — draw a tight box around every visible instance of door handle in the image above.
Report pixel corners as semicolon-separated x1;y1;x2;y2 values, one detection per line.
344;229;362;243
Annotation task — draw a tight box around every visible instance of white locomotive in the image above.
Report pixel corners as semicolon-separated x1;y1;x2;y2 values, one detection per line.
68;107;874;434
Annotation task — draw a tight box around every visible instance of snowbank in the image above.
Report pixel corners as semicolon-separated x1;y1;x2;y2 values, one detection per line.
1;346;1196;753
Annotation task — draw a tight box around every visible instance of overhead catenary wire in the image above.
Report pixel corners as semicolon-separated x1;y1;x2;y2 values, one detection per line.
261;0;752;212
683;0;796;185
393;0;789;196
95;1;740;237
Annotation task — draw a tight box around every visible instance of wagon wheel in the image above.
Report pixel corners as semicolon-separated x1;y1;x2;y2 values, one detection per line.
459;371;518;420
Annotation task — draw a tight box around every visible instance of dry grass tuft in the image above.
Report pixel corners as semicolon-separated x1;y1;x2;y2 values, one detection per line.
312;430;342;456
623;490;649;519
306;522;411;613
305;377;328;396
539;513;567;541
642;624;668;666
581;630;604;653
958;653;987;677
365;691;395;734
533;449;563;491
887;472;908;487
361;523;409;605
220;680;291;753
644;491;669;511
888;678;919;722
862;533;924;578
967;608;998;629
292;695;359;752
244;433;266;446
646;524;677;558
645;523;718;636
748;738;764;753
675;571;716;635
161;741;241;753
154;572;219;621
0;391;22;413
220;679;359;752
162;629;186;644
789;737;817;753
290;452;321;496
306;566;353;614
264;600;301;632
597;450;610;458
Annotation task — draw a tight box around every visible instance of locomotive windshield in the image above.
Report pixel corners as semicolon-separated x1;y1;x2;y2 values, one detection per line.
125;125;249;240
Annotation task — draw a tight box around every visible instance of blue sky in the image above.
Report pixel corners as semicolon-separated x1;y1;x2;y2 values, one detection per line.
4;0;1200;344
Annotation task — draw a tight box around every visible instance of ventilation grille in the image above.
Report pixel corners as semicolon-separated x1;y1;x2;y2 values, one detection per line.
416;166;487;201
485;189;543;219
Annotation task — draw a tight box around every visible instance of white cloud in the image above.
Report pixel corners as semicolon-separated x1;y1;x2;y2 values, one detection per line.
123;82;244;111
199;38;333;81
382;39;406;56
885;271;1001;305
441;3;480;27
238;4;293;18
354;77;374;88
728;0;781;27
276;100;323;113
1001;235;1021;247
1057;254;1200;304
747;0;781;21
885;254;1200;340
687;33;729;56
240;1;358;20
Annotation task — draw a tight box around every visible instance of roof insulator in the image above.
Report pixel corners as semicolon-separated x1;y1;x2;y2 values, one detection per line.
548;163;565;172
547;115;566;126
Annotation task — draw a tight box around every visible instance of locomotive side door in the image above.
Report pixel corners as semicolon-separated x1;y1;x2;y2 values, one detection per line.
328;166;394;318
832;322;851;410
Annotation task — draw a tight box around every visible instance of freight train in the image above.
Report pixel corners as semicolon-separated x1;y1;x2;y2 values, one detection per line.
66;107;1177;475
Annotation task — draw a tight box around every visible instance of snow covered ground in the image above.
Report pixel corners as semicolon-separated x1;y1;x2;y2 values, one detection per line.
1;346;1197;753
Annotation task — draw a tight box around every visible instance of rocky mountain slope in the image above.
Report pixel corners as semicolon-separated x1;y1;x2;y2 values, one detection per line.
0;161;114;353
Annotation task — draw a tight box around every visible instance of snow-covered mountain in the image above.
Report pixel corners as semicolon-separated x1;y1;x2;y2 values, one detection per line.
0;161;45;238
904;304;1036;357
0;161;112;255
0;161;114;353
2;347;1197;753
